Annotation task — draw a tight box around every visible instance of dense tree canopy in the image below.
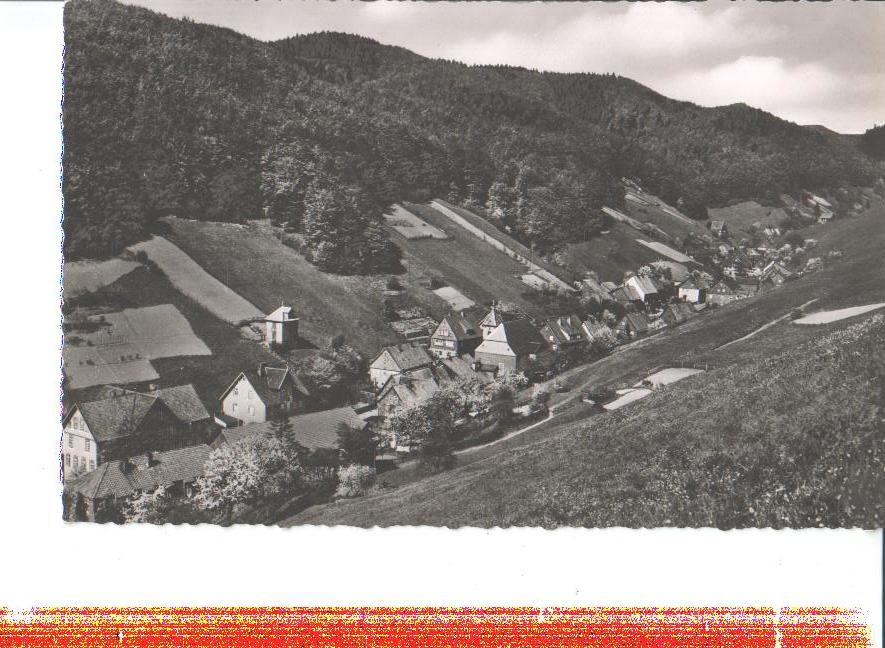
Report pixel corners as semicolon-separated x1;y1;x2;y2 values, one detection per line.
64;0;881;262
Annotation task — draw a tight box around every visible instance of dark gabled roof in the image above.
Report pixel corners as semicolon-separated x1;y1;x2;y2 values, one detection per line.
214;406;365;450
374;344;432;372
709;280;736;294
665;302;695;323
621;312;650;332
479;306;519;329
67;444;213;500
611;287;635;303
73;393;160;443
434;314;480;342
224;365;310;407
441;354;495;383
154;384;210;424
497;319;547;356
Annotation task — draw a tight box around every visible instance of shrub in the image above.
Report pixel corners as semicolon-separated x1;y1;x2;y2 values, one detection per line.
428;275;446;290
385;276;402;291
134;250;149;264
335;464;376;499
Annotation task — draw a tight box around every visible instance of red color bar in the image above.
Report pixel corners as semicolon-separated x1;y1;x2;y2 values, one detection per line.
0;607;870;647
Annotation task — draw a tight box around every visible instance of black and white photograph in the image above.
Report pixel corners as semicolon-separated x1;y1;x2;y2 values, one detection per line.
59;0;885;529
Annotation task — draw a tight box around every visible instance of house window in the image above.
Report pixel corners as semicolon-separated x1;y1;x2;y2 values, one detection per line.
85;439;90;452
68;435;73;448
65;454;70;467
72;456;78;470
233;388;239;396
232;403;238;413
248;406;254;416
247;390;253;400
89;460;95;471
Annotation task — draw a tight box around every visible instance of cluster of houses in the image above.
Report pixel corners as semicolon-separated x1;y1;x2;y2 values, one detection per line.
63;302;369;521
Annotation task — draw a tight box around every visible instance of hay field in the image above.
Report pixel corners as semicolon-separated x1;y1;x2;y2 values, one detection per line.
63;258;140;295
129;235;264;324
63;304;211;389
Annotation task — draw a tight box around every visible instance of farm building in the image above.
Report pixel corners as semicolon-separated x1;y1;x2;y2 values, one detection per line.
369;343;433;389
677;279;706;304
540;314;584;351
709;220;729;239
218;363;311;426
62;384;211;482
64;444;213;522
474;319;548;373
615;312;651;338
733;276;761;298
581;319;616;346
375;367;455;419
707;280;740;306
263;304;299;349
624;274;664;306
429;314;482;359
662;302;696;327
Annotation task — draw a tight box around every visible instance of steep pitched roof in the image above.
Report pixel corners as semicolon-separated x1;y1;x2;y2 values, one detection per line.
665;302;695;323
441;354;495;383
153;384;210;424
264;305;297;322
215;406;366;450
74;393;160;443
67;444;212;500
221;364;310;406
629;275;659;295
434;314;480;342
494;319;546;356
373;344;432;372
479;306;518;330
621;312;650;332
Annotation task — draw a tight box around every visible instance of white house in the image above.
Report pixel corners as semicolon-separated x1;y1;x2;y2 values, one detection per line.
218;363;310;425
677;279;705;304
368;343;433;389
263;304;299;348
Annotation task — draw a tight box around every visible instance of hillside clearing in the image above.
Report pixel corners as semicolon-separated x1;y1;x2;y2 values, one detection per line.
164;218;408;355
707;201;787;234
63;258;140;295
129;234;264;324
794;303;885;325
63;304;211;389
562;224;663;283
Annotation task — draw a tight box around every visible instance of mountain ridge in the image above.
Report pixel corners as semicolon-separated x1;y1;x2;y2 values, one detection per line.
63;0;882;262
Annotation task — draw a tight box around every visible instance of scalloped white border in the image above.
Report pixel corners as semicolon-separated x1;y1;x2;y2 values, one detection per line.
0;5;879;645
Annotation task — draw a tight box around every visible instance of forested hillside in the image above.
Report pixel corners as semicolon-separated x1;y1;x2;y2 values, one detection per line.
63;0;880;263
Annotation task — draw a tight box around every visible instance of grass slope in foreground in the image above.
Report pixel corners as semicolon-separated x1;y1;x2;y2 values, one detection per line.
292;314;885;528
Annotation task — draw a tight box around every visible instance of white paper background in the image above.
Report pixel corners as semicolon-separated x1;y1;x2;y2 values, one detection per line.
0;3;879;644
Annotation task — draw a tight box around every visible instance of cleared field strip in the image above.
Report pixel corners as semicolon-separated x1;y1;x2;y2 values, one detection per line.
63;258;140;295
433;286;474;310
384;204;448;240
128;236;264;324
429;200;576;292
794;302;885;325
64;304;211;389
716;298;819;350
605;367;704;410
601;206;647;232
635;239;697;264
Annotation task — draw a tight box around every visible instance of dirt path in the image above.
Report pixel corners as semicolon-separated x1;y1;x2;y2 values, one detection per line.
715;298;818;351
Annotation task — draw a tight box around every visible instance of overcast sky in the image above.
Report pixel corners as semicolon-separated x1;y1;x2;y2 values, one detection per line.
122;0;884;134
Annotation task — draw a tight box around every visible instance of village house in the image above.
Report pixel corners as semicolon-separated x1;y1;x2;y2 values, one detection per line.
677;279;706;304
540;314;584;351
429;313;481;359
62;384;211;482
262;303;299;349
64;444;213;522
733;276;761;298
369;343;433;389
760;261;795;291
218;363;311;426
707;280;739;306
375;366;455;419
709;220;729;239
474;318;548;374
615;312;651;339
662;302;696;327
624;274;664;307
581;319;616;347
440;354;496;384
478;305;520;339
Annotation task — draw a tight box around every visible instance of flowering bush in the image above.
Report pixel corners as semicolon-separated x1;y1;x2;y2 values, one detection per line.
335;464;376;499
